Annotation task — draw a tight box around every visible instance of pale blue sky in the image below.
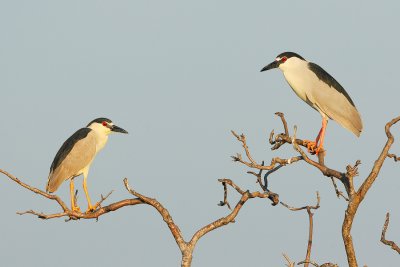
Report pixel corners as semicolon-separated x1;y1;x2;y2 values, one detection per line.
1;1;399;266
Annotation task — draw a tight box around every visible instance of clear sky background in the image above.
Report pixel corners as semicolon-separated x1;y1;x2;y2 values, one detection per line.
1;1;399;266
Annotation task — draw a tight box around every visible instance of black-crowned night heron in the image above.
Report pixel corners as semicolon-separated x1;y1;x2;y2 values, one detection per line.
46;118;128;212
261;52;363;154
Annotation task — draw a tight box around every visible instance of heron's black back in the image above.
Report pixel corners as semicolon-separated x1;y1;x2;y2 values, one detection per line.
50;128;92;173
308;62;355;107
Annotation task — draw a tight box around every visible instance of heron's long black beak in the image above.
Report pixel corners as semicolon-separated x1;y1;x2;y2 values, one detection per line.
111;125;128;134
260;61;278;72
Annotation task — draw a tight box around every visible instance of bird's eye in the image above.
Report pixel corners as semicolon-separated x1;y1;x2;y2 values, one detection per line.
102;121;108;127
281;57;287;63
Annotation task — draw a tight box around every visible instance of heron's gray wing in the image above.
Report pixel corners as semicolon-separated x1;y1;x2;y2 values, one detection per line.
307;64;363;136
308;63;355;106
46;128;96;192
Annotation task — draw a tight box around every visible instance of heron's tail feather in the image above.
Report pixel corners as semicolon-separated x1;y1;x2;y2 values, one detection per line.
46;170;65;193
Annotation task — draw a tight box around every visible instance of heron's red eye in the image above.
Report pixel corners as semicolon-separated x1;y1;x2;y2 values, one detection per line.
281;57;287;63
102;121;108;127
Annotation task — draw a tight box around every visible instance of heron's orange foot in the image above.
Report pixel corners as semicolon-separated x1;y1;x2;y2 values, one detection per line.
304;140;318;154
314;145;324;155
85;206;96;213
71;206;81;213
304;140;325;155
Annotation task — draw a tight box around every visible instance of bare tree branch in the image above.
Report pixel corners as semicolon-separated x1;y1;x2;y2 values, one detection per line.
217;181;232;210
283;253;295;267
281;192;320;267
380;212;400;254
387;153;399;162
330;177;349;201
3;113;399;267
123;178;188;259
342;116;400;267
245;162;280;205
280;191;320;211
231;113;400;267
318;264;339;267
2;167;285;267
297;261;338;267
291;129;350;196
0;168;146;221
231;130;302;171
233;114;350;197
297;260;320;267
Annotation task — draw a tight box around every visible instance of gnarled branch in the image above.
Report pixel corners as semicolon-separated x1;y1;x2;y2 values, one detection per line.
0;168;143;221
281;192;321;267
342;116;400;267
380;212;400;254
1;167;282;267
231;113;400;267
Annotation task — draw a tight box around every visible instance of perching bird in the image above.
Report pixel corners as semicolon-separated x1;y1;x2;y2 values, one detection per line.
46;118;128;212
261;52;362;154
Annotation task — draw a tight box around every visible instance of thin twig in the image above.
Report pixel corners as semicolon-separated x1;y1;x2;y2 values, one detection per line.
263;165;283;190
330;177;349;201
297;260;319;267
219;178;279;206
217;182;232;210
281;192;320;267
231;130;302;170
280;192;320;211
291;126;350;195
380;212;400;254
387;153;400;162
297;261;338;267
93;190;114;209
283;253;295;267
247;161;267;191
276;112;289;136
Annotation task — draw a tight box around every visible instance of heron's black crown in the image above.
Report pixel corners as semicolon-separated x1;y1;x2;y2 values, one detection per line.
276;52;305;60
87;118;112;127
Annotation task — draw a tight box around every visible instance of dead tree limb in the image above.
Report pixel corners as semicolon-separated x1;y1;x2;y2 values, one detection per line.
232;113;400;267
283;253;296;267
3;113;399;267
330;177;349;201
281;192;320;267
380;212;400;254
387;153;399;162
341;116;400;267
231;130;302;171
297;261;338;267
1;167;279;267
0;168;144;221
124;177;277;267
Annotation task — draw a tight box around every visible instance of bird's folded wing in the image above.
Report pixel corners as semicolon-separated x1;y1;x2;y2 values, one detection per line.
47;132;96;192
311;83;363;137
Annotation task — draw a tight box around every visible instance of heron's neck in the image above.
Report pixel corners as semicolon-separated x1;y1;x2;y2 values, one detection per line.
87;125;110;152
94;132;109;152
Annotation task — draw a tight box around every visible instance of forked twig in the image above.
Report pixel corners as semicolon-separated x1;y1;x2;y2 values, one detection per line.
380;212;400;254
281;192;320;267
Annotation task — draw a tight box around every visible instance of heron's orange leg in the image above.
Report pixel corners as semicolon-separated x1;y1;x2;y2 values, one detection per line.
314;119;327;154
83;171;95;213
69;179;81;212
305;119;327;155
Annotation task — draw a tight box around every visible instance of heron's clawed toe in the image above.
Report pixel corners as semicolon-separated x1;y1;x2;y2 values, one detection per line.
305;140;324;155
305;140;317;154
85;206;96;213
72;205;81;213
314;146;324;155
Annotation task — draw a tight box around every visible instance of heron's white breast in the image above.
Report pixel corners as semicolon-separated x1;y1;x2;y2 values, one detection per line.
87;128;109;154
94;132;109;153
280;59;317;107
